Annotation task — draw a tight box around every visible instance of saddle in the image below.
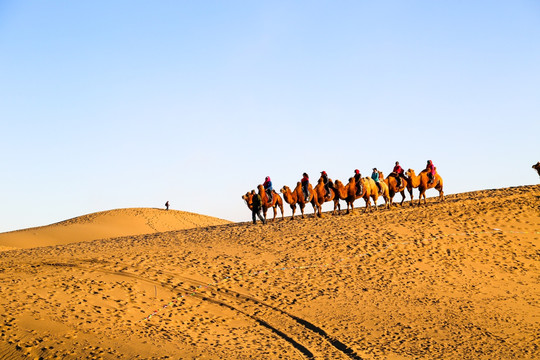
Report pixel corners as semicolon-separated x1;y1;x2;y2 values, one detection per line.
266;191;273;203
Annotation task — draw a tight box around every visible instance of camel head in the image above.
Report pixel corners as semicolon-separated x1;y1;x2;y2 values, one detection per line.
533;162;540;176
405;169;415;178
280;186;290;194
242;192;253;207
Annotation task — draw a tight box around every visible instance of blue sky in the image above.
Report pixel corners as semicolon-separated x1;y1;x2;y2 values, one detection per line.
1;1;539;232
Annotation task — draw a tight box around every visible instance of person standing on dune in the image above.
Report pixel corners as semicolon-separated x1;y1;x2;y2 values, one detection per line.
251;190;265;225
165;201;169;210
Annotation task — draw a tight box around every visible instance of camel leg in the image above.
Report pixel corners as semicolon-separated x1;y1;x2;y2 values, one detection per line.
289;204;296;220
272;206;277;222
279;204;284;219
300;203;305;219
408;187;414;206
310;200;320;218
399;190;406;206
418;190;425;206
436;183;444;202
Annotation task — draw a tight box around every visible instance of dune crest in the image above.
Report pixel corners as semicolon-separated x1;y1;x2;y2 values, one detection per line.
0;208;230;249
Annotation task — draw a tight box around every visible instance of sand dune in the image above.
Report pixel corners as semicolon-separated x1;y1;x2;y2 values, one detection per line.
0;185;538;359
0;208;230;250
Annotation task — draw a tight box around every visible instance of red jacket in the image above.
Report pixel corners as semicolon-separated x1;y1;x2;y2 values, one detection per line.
393;165;403;174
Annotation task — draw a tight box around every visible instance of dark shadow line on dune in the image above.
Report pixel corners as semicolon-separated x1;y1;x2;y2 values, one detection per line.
42;261;363;359
200;296;314;359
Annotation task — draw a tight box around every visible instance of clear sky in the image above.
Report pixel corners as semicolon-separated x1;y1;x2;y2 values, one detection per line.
1;1;539;233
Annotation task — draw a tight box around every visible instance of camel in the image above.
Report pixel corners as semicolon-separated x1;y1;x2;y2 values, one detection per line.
280;182;319;219
357;176;387;212
533;162;540;177
405;168;444;206
383;171;411;207
312;176;337;216
330;178;358;214
257;184;284;222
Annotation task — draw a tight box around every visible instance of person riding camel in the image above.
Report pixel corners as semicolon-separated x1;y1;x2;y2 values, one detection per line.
320;171;330;199
371;168;382;193
354;169;362;195
426;160;436;184
392;161;406;187
263;176;273;203
301;173;310;201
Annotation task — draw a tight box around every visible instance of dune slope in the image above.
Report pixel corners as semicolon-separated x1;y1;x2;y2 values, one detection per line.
0;208;230;250
0;185;538;359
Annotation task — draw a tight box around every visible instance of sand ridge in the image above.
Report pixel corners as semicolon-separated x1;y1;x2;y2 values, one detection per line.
0;208;231;249
0;185;538;359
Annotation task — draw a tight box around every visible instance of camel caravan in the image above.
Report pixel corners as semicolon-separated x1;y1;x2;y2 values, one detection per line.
242;160;444;223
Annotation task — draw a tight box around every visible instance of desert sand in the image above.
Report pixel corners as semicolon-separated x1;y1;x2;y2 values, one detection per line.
0;185;538;359
0;208;231;250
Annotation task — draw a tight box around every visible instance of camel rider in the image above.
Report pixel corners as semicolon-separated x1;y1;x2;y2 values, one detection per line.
251;190;265;225
301;173;310;201
354;169;362;195
426;160;436;184
392;161;406;187
321;171;330;198
263;176;273;203
371;168;382;193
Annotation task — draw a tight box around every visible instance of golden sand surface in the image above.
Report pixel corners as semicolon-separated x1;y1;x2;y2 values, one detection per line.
0;208;231;249
0;186;538;359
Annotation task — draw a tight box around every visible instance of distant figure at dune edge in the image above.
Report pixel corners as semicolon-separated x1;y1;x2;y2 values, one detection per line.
533;162;540;177
250;190;265;225
165;201;169;210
